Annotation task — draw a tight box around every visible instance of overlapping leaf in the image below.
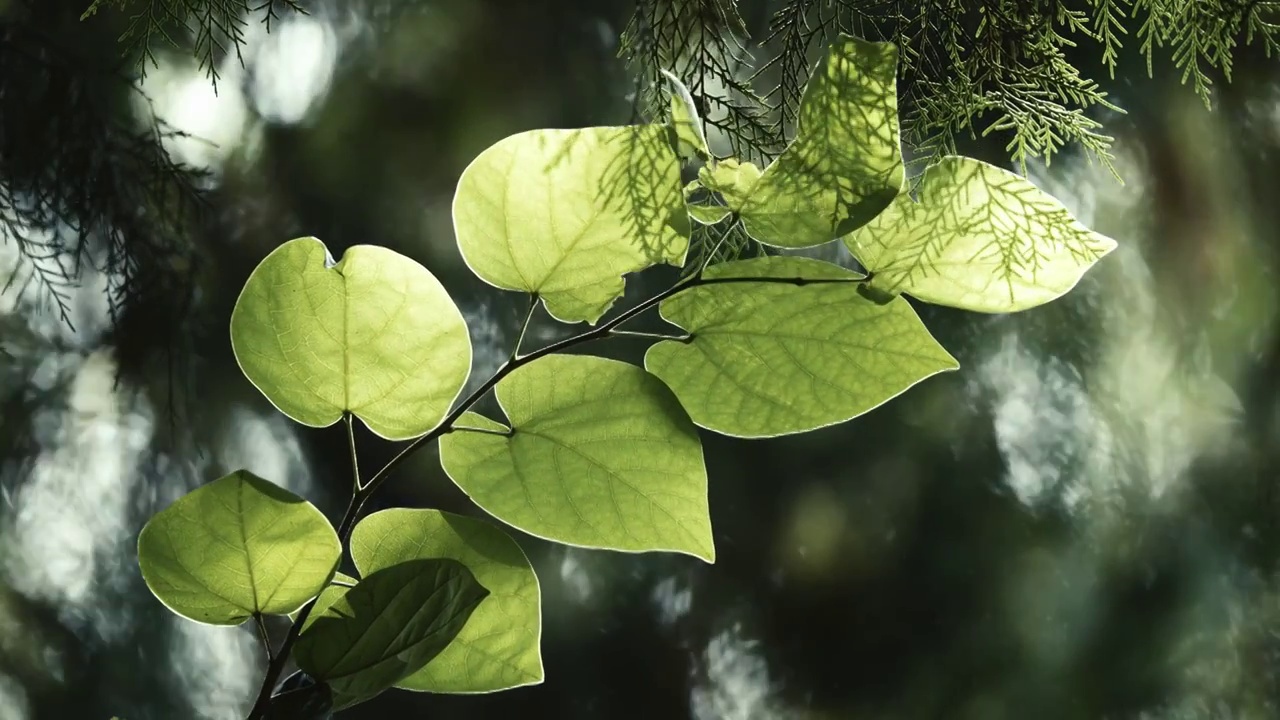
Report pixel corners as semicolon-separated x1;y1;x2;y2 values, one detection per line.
645;256;958;437
137;470;340;626
293;559;488;709
733;35;904;248
663;70;710;161
843;156;1118;312
453;126;690;324
439;355;713;561
230;237;471;440
350;509;543;693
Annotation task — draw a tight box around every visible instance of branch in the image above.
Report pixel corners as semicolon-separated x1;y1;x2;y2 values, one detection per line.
242;270;870;718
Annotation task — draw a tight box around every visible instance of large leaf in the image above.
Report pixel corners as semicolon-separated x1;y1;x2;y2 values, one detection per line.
137;470;340;626
645;256;958;437
351;509;542;693
292;558;488;709
734;35;903;248
439;355;713;562
843;156;1118;313
453;126;690;324
230;237;471;440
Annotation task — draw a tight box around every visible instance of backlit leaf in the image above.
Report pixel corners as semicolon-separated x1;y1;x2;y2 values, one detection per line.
645;256;957;437
351;509;543;693
735;35;904;248
439;355;713;561
663;69;710;161
843;156;1118;312
230;237;471;440
137;470;340;625
453;126;690;324
293;559;488;709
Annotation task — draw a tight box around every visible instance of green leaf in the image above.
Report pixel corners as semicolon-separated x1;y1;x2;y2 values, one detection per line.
136;470;340;626
288;571;356;631
439;355;713;562
689;203;732;225
453;126;690;324
230;237;471;440
735;35;904;248
293;558;488;709
843;156;1118;313
644;256;957;437
351;509;543;693
699;159;762;212
662;69;710;161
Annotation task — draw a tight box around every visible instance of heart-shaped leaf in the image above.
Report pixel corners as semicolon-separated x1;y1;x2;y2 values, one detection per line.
293;558;488;709
735;35;904;248
645;256;958;437
843;156;1118;312
351;509;543;693
230;237;471;440
137;470;340;625
453;126;690;324
439;355;713;561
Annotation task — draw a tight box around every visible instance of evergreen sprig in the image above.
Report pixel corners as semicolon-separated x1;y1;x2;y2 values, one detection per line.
81;0;306;90
620;0;1280;174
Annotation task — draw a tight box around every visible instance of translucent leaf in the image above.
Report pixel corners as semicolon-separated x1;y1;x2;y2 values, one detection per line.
735;35;904;248
230;237;471;440
288;571;356;630
689;204;732;225
662;69;710;161
843;156;1118;313
645;256;958;437
293;558;488;709
699;158;762;212
439;355;713;562
454;126;690;324
684;179;732;226
137;470;340;626
349;508;542;693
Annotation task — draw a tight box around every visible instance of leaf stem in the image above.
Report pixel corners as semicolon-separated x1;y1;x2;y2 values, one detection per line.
253;613;273;665
345;413;361;491
511;294;538;361
242;270;869;719
606;329;690;341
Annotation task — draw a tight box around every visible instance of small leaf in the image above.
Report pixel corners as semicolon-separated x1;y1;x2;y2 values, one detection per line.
454;126;690;324
440;355;713;561
351;509;543;693
137;470;340;626
645;256;958;437
293;558;488;709
688;203;732;225
288;571;357;631
662;69;710;161
735;35;904;248
699;159;762;212
843;156;1118;313
230;237;471;440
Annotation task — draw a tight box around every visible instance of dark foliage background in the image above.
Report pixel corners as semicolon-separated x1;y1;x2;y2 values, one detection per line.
1;1;1279;719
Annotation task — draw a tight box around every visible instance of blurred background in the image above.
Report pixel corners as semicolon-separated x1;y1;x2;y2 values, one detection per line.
1;0;1279;718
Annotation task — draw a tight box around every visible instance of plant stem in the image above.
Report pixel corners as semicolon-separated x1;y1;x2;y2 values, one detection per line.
242;270;868;719
510;294;538;361
345;413;361;490
253;613;273;665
